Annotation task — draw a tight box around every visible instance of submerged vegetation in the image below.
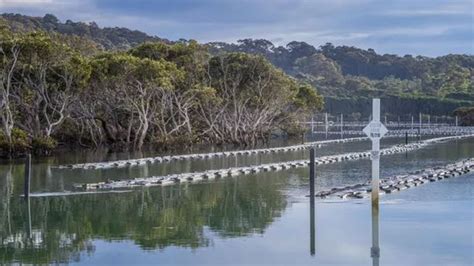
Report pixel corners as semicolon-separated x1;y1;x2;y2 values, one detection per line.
0;25;323;157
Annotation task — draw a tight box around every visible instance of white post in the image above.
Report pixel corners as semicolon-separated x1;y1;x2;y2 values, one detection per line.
419;112;422;140
340;114;343;139
325;113;328;139
311;115;314;135
411;115;414;131
455;116;458;136
363;99;387;266
419;113;422;128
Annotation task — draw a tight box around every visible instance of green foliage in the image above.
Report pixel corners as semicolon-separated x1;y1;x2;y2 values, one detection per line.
1;13;164;50
32;136;58;154
0;128;30;156
90;52;181;88
294;84;324;112
453;106;474;126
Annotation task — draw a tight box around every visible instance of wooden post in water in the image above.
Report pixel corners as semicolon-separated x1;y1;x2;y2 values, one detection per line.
309;147;316;256
26;197;32;238
24;154;31;199
310;190;315;256
309;148;315;198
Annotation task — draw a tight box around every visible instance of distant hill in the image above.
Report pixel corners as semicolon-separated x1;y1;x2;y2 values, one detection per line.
0;13;168;50
207;40;474;99
2;13;472;116
207;39;473;115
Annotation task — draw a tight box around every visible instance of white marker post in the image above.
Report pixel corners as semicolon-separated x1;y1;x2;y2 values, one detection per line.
340;114;343;139
363;99;388;266
325;113;328;139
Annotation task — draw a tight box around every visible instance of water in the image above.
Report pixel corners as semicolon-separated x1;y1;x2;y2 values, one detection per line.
0;137;473;265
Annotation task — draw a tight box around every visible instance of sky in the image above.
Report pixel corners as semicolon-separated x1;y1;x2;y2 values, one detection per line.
0;0;472;56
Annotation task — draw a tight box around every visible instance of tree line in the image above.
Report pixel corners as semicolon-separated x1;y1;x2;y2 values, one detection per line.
209;40;473;102
0;28;323;157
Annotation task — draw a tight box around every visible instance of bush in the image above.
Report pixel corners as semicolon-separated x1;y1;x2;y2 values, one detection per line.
453;106;474;126
0;128;31;157
281;120;306;137
32;136;58;155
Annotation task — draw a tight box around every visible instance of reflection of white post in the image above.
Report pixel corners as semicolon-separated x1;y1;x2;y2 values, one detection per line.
411;115;414;131
363;99;387;266
428;115;431;129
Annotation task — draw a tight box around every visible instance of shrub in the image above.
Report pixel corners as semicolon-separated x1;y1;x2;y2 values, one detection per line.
0;128;31;157
32;136;58;155
453;106;474;126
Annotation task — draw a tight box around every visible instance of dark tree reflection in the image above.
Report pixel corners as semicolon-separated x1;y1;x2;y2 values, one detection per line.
0;172;287;264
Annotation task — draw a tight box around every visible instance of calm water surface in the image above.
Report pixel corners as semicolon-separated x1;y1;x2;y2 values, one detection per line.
0;137;473;265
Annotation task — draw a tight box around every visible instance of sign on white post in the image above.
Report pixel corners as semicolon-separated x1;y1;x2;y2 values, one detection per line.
363;98;387;265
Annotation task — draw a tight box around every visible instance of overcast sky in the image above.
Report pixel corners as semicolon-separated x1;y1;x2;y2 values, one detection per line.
1;0;472;56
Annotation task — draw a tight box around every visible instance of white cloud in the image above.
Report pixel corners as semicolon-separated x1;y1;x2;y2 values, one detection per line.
0;0;53;7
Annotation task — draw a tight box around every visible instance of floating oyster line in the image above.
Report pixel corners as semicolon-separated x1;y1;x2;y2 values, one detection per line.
72;134;473;191
22;190;133;198
314;126;474;136
312;158;474;200
56;136;369;170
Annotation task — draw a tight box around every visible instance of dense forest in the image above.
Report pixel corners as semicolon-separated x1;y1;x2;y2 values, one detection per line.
0;13;472;156
0;16;322;157
3;14;472;116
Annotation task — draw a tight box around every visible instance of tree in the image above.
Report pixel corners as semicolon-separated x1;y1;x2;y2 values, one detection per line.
15;32;90;143
0;29;20;149
202;52;322;146
85;52;182;149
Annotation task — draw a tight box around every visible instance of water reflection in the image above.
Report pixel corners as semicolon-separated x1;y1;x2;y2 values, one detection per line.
371;180;380;266
0;173;287;264
309;196;315;256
